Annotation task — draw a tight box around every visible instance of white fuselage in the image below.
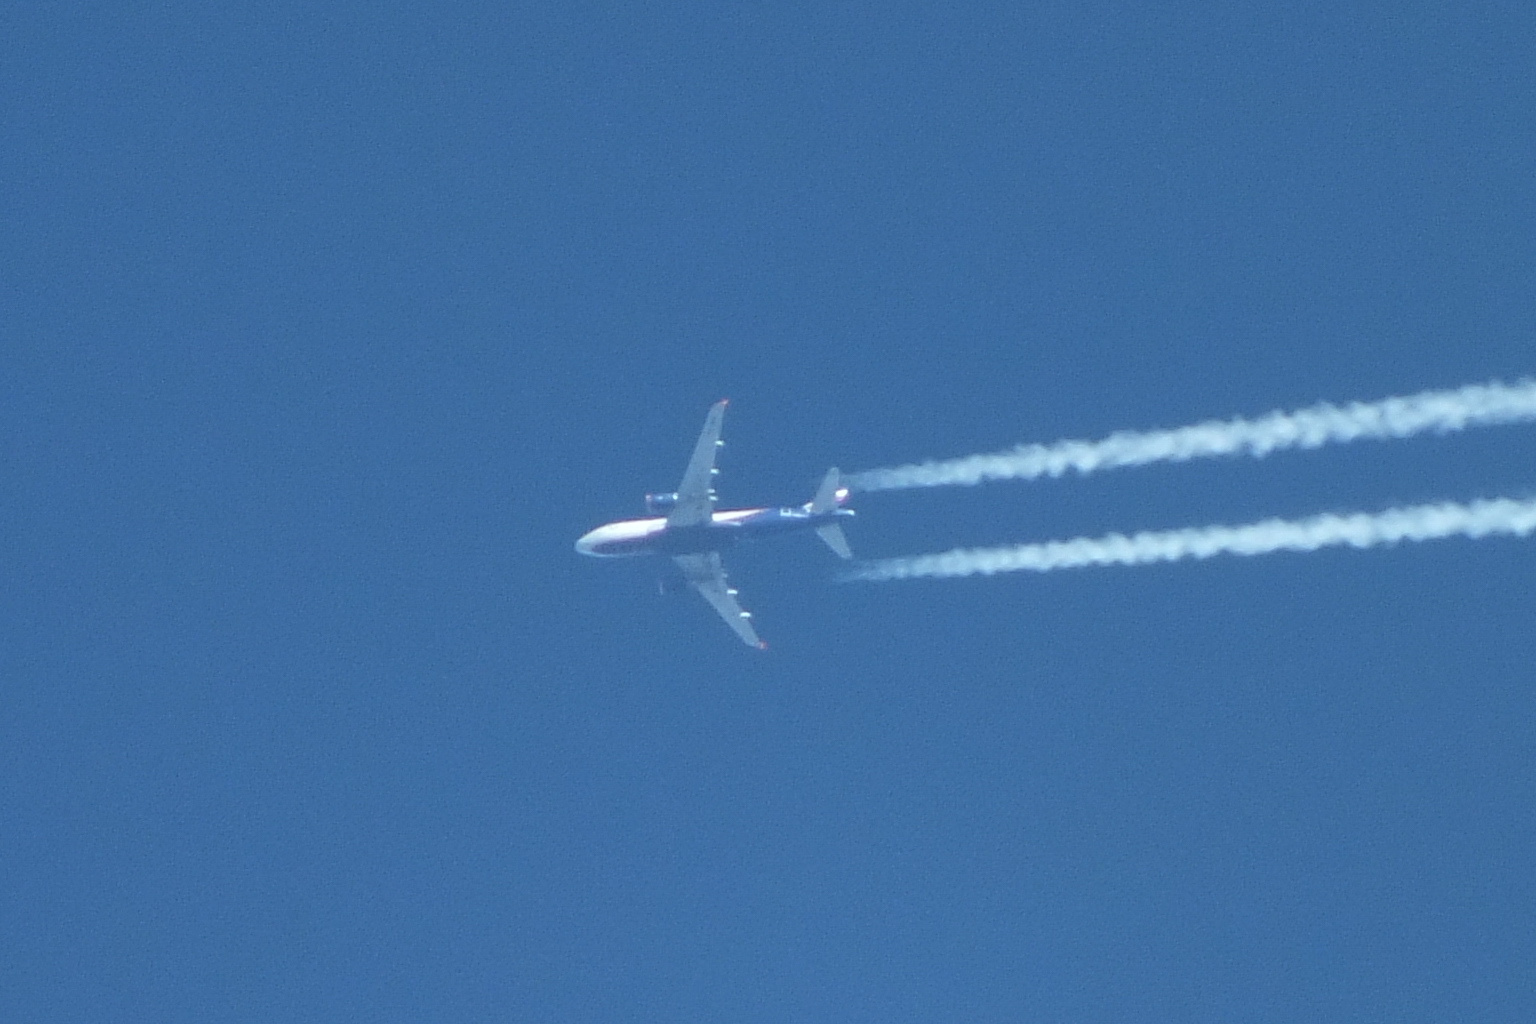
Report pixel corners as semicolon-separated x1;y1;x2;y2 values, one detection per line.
575;508;769;557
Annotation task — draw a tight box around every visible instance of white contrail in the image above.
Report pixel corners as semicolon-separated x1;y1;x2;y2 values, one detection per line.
848;380;1536;491
844;497;1536;582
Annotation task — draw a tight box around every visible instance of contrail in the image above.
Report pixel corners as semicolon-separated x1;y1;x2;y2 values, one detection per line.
848;380;1536;491
843;496;1536;582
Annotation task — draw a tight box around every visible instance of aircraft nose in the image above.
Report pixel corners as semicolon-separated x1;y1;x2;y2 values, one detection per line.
575;530;600;556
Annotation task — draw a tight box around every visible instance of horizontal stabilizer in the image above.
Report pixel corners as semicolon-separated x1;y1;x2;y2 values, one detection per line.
816;524;853;560
810;467;845;513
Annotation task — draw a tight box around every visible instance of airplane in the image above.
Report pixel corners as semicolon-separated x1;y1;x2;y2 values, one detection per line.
575;399;855;649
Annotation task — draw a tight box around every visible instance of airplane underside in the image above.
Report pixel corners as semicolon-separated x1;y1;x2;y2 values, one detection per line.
652;510;843;555
576;398;853;647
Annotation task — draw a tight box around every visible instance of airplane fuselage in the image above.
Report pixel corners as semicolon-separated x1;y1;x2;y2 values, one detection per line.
577;396;853;647
576;505;854;558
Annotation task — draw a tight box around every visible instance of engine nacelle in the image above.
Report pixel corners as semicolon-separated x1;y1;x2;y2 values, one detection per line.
645;492;679;514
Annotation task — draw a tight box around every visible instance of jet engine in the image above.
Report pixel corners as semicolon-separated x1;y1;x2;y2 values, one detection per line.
645;492;679;514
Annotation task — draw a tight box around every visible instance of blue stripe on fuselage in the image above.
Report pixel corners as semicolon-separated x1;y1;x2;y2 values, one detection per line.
586;506;852;557
652;507;844;555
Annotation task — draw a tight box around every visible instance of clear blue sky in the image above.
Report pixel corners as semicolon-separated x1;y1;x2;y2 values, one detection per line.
5;3;1535;1021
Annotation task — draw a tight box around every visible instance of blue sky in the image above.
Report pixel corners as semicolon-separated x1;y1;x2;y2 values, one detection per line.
5;3;1535;1020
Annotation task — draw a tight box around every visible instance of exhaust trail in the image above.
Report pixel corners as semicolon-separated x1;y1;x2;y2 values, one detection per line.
849;380;1536;491
843;496;1536;582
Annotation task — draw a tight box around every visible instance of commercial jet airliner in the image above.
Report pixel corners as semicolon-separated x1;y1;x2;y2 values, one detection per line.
575;400;854;648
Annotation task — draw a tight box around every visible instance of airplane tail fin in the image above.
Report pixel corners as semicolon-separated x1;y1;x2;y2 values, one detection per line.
810;467;847;513
810;468;853;559
816;523;854;560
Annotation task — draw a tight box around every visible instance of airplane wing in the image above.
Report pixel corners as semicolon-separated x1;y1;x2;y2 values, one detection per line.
666;399;728;529
672;551;766;649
